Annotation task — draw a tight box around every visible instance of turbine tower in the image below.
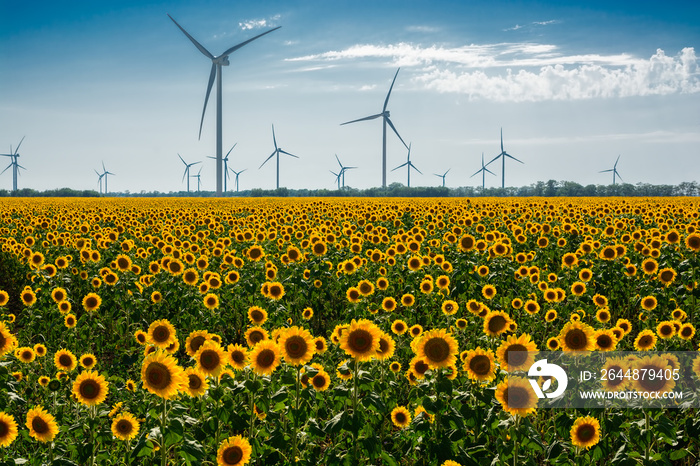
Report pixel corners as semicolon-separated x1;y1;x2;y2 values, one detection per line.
191;166;203;192
434;168;450;187
101;162;115;195
1;137;26;192
168;14;280;196
599;155;623;185
179;154;201;193
341;68;408;188
392;143;422;187
471;153;496;190
486;128;523;189
229;168;247;193
94;169;105;195
334;154;357;188
259;125;299;189
208;143;236;192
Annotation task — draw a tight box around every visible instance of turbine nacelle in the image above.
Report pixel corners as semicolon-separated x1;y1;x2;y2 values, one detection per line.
214;56;230;66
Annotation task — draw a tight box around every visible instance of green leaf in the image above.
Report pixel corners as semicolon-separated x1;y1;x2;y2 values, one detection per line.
324;412;345;435
380;451;398;466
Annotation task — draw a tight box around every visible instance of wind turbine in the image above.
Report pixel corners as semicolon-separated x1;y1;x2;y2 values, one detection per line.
485;128;523;188
167;14;280;196
1;137;26;192
259;125;299;189
94;170;105;195
229;168;247;193
341;68;408;188
208;143;236;192
471;153;496;190
179;154;201;193
599;155;623;185
434;169;450;187
191;166;203;192
334;154;357;188
392;143;422;187
101;162;115;195
330;170;341;190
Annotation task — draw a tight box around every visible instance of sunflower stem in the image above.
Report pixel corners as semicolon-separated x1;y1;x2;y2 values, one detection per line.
293;365;300;463
512;415;520;466
352;359;360;462
161;398;168;466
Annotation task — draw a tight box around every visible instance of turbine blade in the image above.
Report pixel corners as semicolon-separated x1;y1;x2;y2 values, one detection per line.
191;161;202;165
2;164;13;175
599;169;613;173
199;63;217;140
500;127;504;153
485;154;502;166
14;136;25;154
469;169;482;178
335;153;342;168
207;156;217;160
167;14;214;59
445;168;451;175
505;153;524;164
225;143;237;159
272;125;277;151
178;153;187;165
615;170;623;182
280;150;298;158
392;162;408;171
615;154;620;167
383;68;400;112
485;167;496;176
259;151;276;169
385;117;408;149
340;113;383;125
220;26;282;58
411;164;423;175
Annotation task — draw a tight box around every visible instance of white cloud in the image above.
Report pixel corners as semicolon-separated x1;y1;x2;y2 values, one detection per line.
239;15;280;30
288;42;700;101
406;25;441;33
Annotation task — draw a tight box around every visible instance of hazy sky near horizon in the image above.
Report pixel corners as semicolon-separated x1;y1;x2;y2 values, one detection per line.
1;0;699;193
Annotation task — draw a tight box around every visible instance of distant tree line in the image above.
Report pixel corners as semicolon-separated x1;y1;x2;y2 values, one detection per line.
1;180;698;198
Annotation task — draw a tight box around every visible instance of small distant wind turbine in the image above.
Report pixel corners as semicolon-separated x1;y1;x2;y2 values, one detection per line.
101;162;115;195
334;154;357;188
434;169;451;187
94;170;105;195
179;154;201;193
259;125;299;189
330;170;341;190
191;166;203;192
229;168;247;193
471;153;496;190
341;68;408;188
599;155;623;185
1;137;27;192
392;143;422;187
486;128;523;188
208;143;236;192
167;14;280;196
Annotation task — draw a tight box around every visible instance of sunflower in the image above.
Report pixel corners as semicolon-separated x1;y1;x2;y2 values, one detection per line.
523;300;540;315
382;297;397;312
217;435;252;466
0;411;18;447
496;334;537;372
279;326;315;366
147;319;177;349
495;377;537;417
58;300;72;314
310;370;331;391
462;347;497;382
82;292;101;312
389;361;402;373
182;268;199;286
376;277;389;290
558;321;595;352
390;406;412;429
481;284;497;300
391;319;408;335
54;348;77;371
225;343;249;370
455;318;468;330
249;340;281;376
657;268;677;286
633;330;657;351
685;233;700;252
125;379;136;392
641;258;658;275
414;329;458;369
544;309;557;323
72;370;109;407
593;329;617;351
245;326;269;347
631;355;676;395
401;293;415;307
0;325;16;357
183;367;209;397
436;275;450;290
570;416;600;450
346;287;361;303
570;282;586;296
0;290;9;307
482;310;512;337
678;323;696;340
16;347;35;363
376;332;396;361
79;353;97;369
640;295;657;311
26;406;59;443
51;287;68;303
656;321;676;339
111;412;140;441
616;318;632;335
141;350;186;399
202;293;220;310
409;324;424;339
195;341;227;377
340;319;381;362
38;376;50;387
151;291;163;304
184;330;210;357
600;357;629;391
21;288;37;307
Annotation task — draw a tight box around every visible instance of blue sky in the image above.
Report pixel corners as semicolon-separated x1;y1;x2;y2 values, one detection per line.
1;0;698;193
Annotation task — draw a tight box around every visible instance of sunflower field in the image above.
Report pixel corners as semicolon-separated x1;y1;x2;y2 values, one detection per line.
1;197;700;466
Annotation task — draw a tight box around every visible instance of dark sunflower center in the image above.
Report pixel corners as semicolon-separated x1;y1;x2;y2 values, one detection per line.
597;335;613;348
470;355;491;375
256;349;275;368
251;310;264;322
0;420;7;436
423;338;450;363
681;327;692;337
146;362;172;390
576;424;595;442
21;350;32;360
348;329;373;353
270;286;282;297
200;350;220;370
59;354;73;367
153;326;170;343
394;412;407;424
414;360;429;374
504;386;531;409
117;420;133;434
231;350;245;364
660;325;673;336
249;331;264;345
80;380;100;399
505;345;527;367
32;417;48;434
638;336;653;348
488;316;507;333
378;338;389;355
190;336;206;352
312;374;327;388
223;446;243;464
285;336;308;359
564;329;588;350
86;297;98;308
188;374;202;390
